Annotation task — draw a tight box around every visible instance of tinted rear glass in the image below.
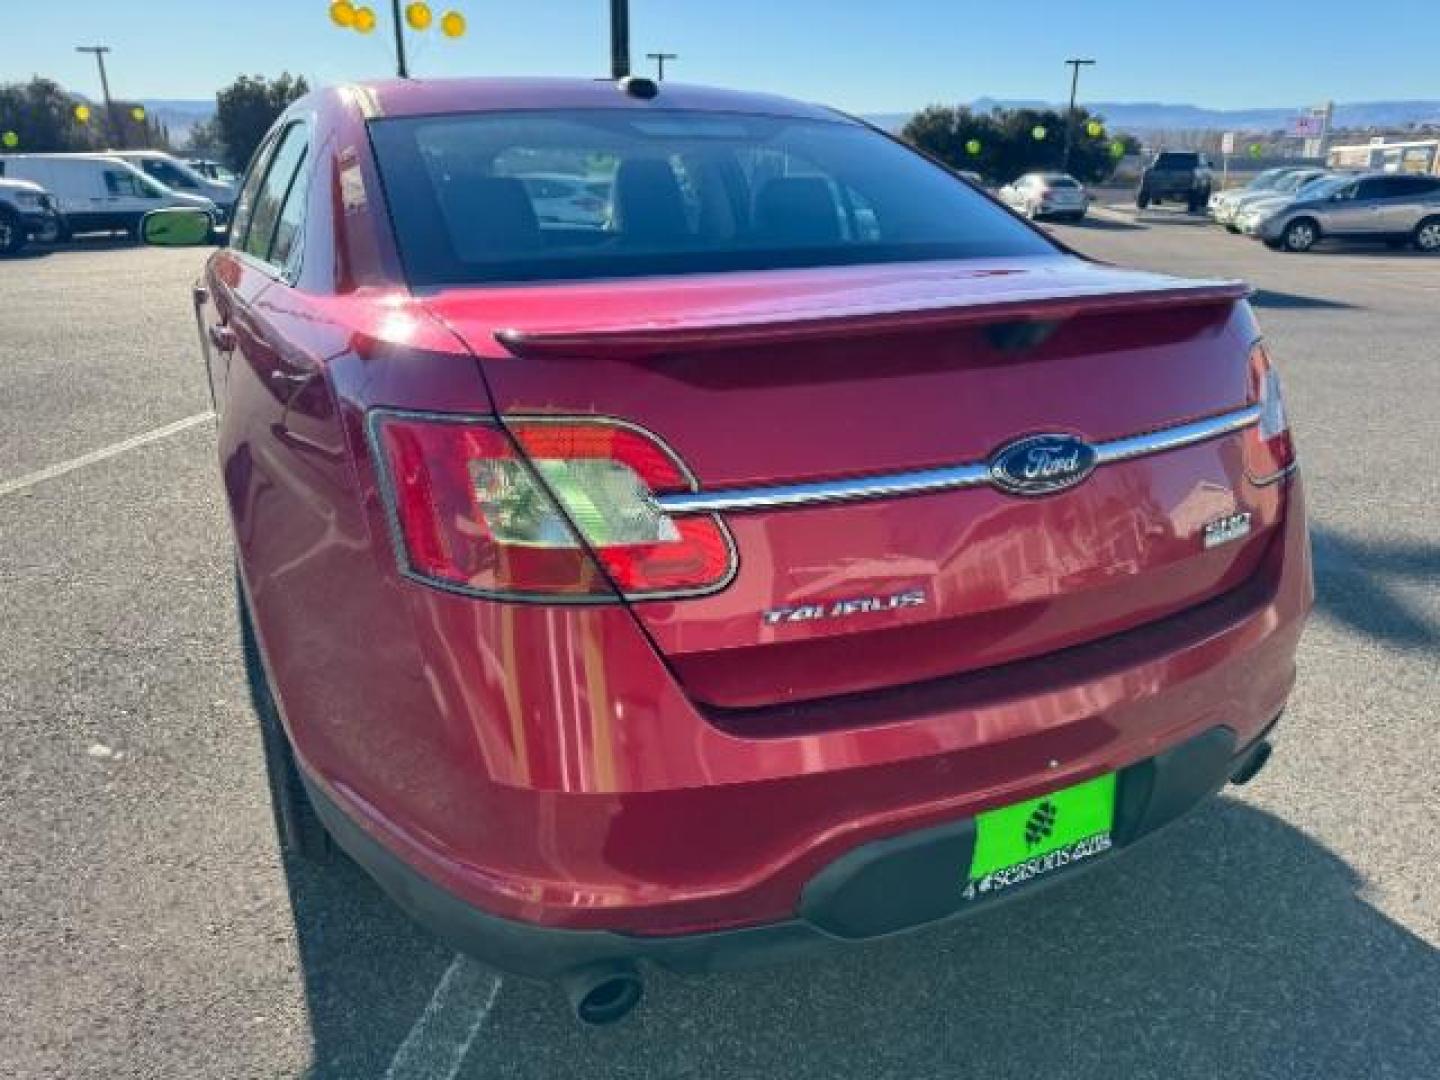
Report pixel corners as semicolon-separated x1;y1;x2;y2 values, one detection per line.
368;110;1053;286
1155;153;1199;168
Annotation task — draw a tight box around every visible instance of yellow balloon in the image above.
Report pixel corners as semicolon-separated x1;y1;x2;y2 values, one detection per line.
2;131;19;148
74;104;91;123
440;10;465;37
1086;120;1103;138
405;1;432;30
131;106;146;122
353;5;377;32
329;0;356;27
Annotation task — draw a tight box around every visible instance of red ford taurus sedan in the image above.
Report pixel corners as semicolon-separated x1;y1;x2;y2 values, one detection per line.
147;76;1311;1024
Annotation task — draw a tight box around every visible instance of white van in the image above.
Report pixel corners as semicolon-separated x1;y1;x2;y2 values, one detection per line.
0;154;216;238
107;150;237;213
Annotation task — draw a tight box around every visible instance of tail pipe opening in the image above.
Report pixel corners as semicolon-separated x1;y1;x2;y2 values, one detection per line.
559;961;644;1025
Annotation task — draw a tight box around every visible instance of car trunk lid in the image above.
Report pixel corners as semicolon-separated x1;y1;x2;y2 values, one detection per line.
425;255;1276;710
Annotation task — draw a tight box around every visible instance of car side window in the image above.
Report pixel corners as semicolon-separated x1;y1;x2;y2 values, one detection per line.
104;169;146;198
148;160;197;190
267;149;311;279
229;134;280;249
241;124;309;265
1355;177;1393;200
1386;176;1437;197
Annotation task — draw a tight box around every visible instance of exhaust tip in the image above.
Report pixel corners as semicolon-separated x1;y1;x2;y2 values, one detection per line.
1230;739;1273;786
561;963;644;1026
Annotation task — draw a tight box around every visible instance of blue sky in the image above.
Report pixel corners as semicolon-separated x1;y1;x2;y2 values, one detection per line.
5;0;1439;112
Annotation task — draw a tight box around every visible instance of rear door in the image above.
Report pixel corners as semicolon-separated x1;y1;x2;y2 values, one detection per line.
209;120;343;586
1326;176;1390;235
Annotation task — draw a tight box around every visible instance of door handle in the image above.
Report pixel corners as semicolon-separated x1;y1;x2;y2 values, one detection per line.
208;324;237;351
269;369;315;387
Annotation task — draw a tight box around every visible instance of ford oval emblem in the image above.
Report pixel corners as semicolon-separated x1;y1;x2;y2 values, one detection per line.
989;433;1098;496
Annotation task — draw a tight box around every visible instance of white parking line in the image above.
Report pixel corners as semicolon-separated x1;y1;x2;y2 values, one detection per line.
383;956;503;1080
0;412;213;498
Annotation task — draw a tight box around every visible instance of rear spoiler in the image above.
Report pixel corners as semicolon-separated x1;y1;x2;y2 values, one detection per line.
494;280;1252;361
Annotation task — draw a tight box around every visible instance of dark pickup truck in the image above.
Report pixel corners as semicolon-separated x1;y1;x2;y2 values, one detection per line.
1136;151;1214;212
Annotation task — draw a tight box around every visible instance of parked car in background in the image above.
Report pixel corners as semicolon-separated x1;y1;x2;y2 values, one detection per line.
0;173;62;255
515;172;610;228
143;76;1310;1026
998;172;1089;221
1136;150;1214;211
1245;171;1440;252
0;154;217;239
186;158;239;185
109;150;237;219
1233;173;1340;237
1208;167;1303;229
957;169;984;186
1216;168;1329;232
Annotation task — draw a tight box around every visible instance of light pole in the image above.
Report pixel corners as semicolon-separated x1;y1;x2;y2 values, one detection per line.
646;51;678;81
75;45;123;148
1061;58;1095;174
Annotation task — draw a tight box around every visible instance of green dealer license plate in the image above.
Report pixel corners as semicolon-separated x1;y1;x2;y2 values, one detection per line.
961;773;1116;902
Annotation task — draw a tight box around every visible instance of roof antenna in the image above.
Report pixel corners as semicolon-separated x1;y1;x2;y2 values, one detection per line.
609;0;631;79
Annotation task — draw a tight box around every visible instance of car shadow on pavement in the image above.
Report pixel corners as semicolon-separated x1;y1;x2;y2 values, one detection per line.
1310;525;1439;650
456;798;1440;1079
1249;289;1360;311
283;853;456;1079
9;237;144;259
1061;214;1145;232
280;792;1440;1077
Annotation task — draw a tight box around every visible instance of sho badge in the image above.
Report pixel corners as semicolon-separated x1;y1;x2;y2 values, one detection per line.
763;588;926;627
1202;511;1252;550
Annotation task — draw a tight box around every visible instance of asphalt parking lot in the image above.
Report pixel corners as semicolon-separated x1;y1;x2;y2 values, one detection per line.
2;212;1437;1079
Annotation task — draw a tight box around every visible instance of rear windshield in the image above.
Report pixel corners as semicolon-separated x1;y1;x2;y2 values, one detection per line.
368;109;1054;286
1041;175;1079;188
1155;152;1199;168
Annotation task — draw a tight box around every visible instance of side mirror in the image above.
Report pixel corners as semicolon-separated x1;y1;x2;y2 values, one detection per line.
141;207;213;247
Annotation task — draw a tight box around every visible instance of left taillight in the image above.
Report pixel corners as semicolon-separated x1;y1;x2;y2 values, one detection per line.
1243;341;1297;485
370;413;736;601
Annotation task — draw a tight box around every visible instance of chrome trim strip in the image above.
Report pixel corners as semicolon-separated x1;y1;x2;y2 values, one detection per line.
655;405;1263;515
1247;461;1298;487
658;462;994;514
1094;406;1261;466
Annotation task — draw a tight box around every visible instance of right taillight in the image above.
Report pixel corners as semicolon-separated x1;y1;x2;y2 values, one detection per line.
1243;341;1296;484
370;412;736;601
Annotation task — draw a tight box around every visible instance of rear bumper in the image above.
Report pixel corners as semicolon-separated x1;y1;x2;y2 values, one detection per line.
294;471;1310;940
304;724;1275;979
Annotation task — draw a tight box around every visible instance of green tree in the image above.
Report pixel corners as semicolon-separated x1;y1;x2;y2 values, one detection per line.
214;73;309;172
110;100;170;151
0;77;99;152
902;103;1135;184
185;115;226;160
902;105;1002;180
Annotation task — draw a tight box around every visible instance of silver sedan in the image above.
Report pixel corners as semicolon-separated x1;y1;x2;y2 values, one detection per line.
998;172;1090;222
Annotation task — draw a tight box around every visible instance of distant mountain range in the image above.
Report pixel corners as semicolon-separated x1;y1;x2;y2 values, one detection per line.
132;96;1440;144
864;99;1440;134
136;99;217;140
